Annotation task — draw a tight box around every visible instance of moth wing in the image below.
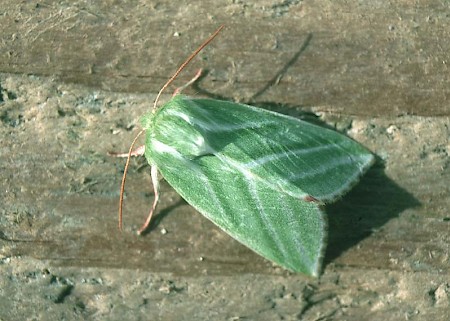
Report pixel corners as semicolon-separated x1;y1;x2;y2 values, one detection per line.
171;97;374;202
153;147;326;276
144;95;374;275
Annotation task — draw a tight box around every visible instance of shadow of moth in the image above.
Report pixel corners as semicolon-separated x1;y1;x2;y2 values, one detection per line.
117;26;374;276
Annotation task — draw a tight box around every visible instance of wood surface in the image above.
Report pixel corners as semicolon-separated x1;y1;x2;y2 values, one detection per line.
1;1;449;320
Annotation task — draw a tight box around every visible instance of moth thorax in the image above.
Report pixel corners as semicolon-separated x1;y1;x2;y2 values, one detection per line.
153;116;212;159
176;129;212;158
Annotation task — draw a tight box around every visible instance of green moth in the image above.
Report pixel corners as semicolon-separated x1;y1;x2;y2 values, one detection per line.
117;26;374;277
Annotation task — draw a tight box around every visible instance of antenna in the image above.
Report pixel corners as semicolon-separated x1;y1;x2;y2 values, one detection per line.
152;25;224;112
118;25;225;231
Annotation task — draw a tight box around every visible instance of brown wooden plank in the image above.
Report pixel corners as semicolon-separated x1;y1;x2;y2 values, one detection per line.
1;1;449;319
1;1;450;116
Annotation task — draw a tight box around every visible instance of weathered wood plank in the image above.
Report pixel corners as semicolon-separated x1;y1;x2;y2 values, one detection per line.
1;1;449;319
1;1;450;116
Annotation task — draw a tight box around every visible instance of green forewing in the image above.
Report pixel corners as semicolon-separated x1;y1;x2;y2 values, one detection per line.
142;95;374;275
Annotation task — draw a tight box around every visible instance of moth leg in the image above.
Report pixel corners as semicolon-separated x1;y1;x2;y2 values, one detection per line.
137;164;160;235
108;145;145;158
172;68;203;96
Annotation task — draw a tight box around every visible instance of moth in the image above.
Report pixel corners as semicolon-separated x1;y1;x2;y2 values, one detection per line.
116;26;374;276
